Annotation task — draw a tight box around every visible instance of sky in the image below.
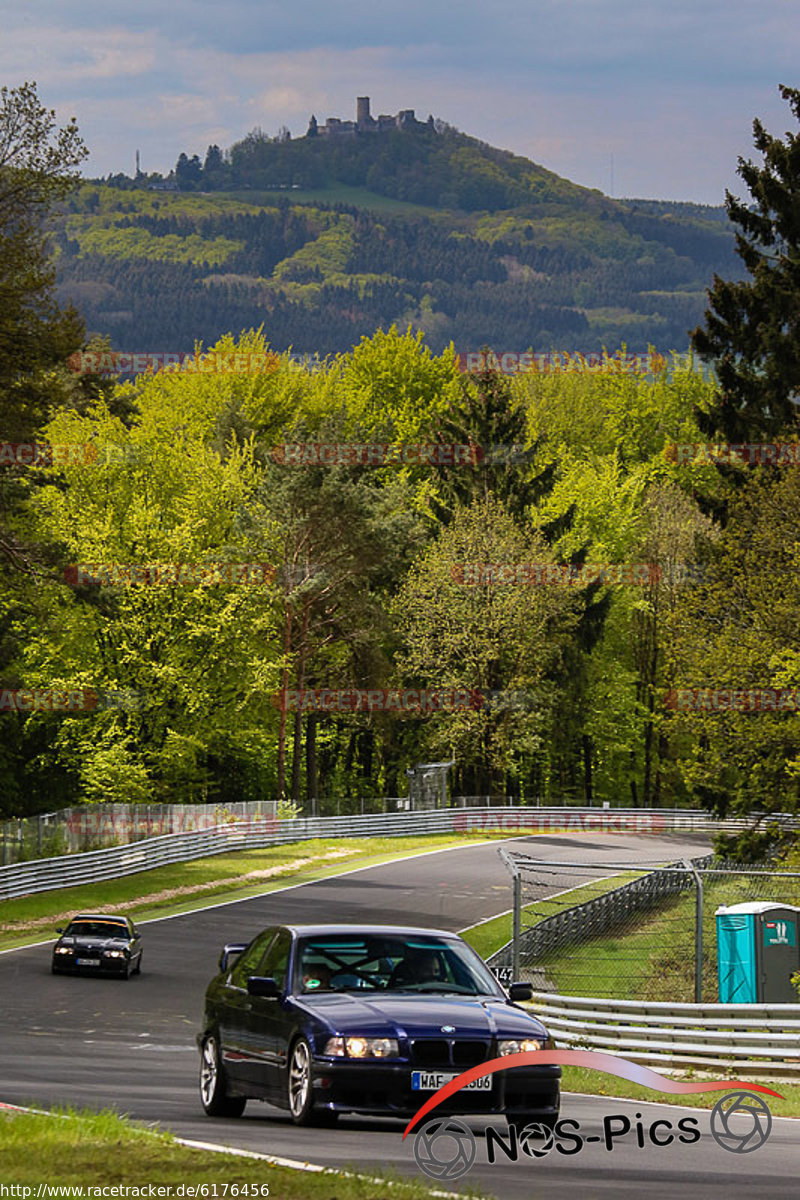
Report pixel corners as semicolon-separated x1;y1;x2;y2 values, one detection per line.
1;1;798;205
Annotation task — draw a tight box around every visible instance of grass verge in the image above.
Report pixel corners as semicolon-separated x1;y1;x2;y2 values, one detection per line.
461;877;800;1118
559;1066;800;1119
519;873;800;1003
460;870;639;960
0;1106;481;1196
0;831;518;953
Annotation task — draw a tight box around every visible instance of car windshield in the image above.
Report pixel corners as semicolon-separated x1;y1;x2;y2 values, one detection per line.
66;921;128;938
295;934;501;995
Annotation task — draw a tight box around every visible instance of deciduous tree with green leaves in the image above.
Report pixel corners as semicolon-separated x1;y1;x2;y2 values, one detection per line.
393;495;580;794
668;468;800;852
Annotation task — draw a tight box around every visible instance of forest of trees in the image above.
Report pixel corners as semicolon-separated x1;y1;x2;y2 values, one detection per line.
5;82;800;857
2;323;798;838
50;182;739;356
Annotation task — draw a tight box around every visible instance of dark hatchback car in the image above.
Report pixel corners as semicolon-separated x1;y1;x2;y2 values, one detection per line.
197;923;560;1132
52;912;143;978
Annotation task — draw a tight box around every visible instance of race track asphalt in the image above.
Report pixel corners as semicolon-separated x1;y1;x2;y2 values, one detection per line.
1;831;796;1199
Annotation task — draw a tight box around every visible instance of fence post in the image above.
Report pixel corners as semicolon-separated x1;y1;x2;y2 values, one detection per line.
499;846;521;978
512;872;521;979
684;858;704;1004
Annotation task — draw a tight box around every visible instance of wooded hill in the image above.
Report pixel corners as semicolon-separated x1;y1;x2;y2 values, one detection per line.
51;122;740;355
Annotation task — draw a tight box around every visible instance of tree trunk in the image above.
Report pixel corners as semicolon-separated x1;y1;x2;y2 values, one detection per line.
276;605;292;801
344;730;357;798
306;713;318;815
290;602;311;807
582;734;593;803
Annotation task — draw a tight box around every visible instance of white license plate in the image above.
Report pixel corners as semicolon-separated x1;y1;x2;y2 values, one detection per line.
412;1071;492;1091
76;958;100;966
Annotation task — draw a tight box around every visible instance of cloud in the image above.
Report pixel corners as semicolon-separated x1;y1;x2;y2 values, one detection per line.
0;25;159;87
0;1;798;201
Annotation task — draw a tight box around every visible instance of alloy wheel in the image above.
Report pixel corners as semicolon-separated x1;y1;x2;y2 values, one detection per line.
289;1040;311;1117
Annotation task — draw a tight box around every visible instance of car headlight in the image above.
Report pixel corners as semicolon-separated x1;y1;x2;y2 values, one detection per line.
498;1038;544;1055
322;1036;399;1058
54;947;73;955
103;949;127;958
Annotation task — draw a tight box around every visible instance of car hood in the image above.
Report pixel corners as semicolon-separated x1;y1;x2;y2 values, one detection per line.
295;992;548;1040
57;935;130;950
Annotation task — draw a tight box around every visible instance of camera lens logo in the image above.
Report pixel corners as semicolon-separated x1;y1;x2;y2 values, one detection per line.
710;1091;772;1153
517;1121;556;1157
413;1116;477;1179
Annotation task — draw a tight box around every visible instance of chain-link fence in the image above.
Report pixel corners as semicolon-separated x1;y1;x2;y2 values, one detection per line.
0;799;277;864
496;848;800;1004
0;793;631;863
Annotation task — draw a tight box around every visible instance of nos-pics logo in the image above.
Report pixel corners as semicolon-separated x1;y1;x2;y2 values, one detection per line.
405;1052;781;1182
413;1093;773;1180
413;1117;477;1180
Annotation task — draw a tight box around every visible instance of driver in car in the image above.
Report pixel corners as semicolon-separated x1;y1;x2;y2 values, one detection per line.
390;949;445;986
301;963;332;992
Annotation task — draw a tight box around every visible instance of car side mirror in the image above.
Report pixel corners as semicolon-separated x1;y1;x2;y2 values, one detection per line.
55;928;63;934
219;943;248;973
247;976;280;998
508;981;533;1001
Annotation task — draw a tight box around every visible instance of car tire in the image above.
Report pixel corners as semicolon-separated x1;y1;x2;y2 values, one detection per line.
200;1035;247;1118
287;1037;334;1126
133;954;142;976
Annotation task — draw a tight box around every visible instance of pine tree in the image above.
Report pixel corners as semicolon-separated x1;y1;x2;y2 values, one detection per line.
692;85;800;441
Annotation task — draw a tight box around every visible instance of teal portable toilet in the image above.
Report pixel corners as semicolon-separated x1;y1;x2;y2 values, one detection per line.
716;901;800;1003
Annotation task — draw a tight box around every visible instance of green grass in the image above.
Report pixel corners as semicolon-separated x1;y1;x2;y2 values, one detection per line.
534;873;800;1003
0;831;521;953
560;1066;800;1119
0;1107;476;1196
461;870;641;959
535;904;687;999
464;865;800;1003
461;864;800;1116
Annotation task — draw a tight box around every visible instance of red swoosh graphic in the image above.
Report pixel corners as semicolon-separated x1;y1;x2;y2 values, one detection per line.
402;1049;785;1138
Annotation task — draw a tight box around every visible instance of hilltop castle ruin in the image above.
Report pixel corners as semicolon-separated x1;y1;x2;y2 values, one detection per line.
307;97;427;139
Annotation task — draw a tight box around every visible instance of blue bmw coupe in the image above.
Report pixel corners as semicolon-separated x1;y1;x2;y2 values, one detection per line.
197;924;560;1132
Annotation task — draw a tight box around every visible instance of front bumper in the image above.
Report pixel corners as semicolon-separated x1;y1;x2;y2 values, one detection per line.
52;955;130;974
309;1058;561;1118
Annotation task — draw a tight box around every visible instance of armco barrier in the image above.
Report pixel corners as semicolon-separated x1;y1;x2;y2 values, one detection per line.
522;990;800;1080
0;806;796;901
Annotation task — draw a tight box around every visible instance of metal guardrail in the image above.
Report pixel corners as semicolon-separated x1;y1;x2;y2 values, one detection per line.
0;811;439;901
0;805;797;902
523;990;800;1079
0;798;280;863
